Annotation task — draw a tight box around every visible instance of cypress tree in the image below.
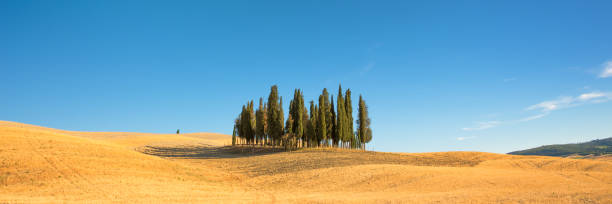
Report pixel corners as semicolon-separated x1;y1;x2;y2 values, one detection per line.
263;102;268;144
365;128;372;148
309;101;318;147
289;89;305;148
302;102;309;147
285;114;294;149
357;95;372;149
306;100;315;147
240;105;246;144
318;94;327;147
330;96;338;147
322;88;333;146
314;104;320;146
236;111;243;145
255;98;267;145
279;96;284;146
336;85;345;148
345;89;354;148
233;117;239;146
248;100;256;145
240;101;256;144
266;85;282;146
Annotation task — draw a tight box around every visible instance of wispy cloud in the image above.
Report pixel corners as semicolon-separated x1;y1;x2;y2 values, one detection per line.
457;136;476;141
526;96;573;112
462;121;500;131
527;92;612;113
599;61;612;78
462;91;612;131
360;61;375;76
517;113;549;122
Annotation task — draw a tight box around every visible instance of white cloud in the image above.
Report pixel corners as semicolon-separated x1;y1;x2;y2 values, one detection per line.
527;92;612;113
462;121;500;131
578;92;606;100
599;61;612;78
462;91;611;131
526;96;573;112
457;136;476;141
517;113;549;122
360;61;375;75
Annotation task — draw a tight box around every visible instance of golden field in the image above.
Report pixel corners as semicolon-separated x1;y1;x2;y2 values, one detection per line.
1;120;611;203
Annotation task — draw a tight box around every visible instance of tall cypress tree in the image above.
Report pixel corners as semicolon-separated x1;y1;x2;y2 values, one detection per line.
249;100;256;144
266;85;282;146
279;96;284;146
322;88;333;146
263;102;268;144
240;101;256;144
357;95;372;149
256;98;266;145
307;100;316;147
289;89;305;148
302;101;309;147
240;105;247;144
318;94;327;147
315;102;320;147
336;85;345;148
236;110;243;145
285;114;294;148
330;96;338;147
233;117;239;146
345;89;354;148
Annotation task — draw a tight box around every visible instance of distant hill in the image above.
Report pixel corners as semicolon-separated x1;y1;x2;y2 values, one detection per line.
508;137;612;157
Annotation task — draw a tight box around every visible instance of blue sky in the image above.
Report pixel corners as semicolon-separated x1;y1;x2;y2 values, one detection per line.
1;0;611;153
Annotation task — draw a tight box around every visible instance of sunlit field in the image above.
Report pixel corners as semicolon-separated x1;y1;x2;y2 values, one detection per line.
1;121;610;203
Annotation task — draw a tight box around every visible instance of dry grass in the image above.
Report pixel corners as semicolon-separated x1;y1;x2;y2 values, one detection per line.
1;120;611;203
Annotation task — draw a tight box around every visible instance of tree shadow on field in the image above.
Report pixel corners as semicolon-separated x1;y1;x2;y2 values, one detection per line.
137;145;287;159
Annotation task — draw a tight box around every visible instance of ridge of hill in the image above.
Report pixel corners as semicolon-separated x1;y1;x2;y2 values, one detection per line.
508;137;612;157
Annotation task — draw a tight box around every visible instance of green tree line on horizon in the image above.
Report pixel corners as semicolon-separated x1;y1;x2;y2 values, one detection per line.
232;85;372;150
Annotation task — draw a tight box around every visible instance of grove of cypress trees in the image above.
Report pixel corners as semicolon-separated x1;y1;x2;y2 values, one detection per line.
233;84;371;149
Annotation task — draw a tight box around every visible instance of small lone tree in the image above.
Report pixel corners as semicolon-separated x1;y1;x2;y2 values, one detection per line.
176;129;180;134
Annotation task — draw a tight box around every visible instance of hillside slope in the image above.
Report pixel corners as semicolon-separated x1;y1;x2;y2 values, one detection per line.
509;137;612;157
1;121;611;203
0;121;239;203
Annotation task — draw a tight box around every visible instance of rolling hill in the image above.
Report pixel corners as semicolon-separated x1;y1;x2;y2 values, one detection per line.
508;137;612;157
1;121;611;203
